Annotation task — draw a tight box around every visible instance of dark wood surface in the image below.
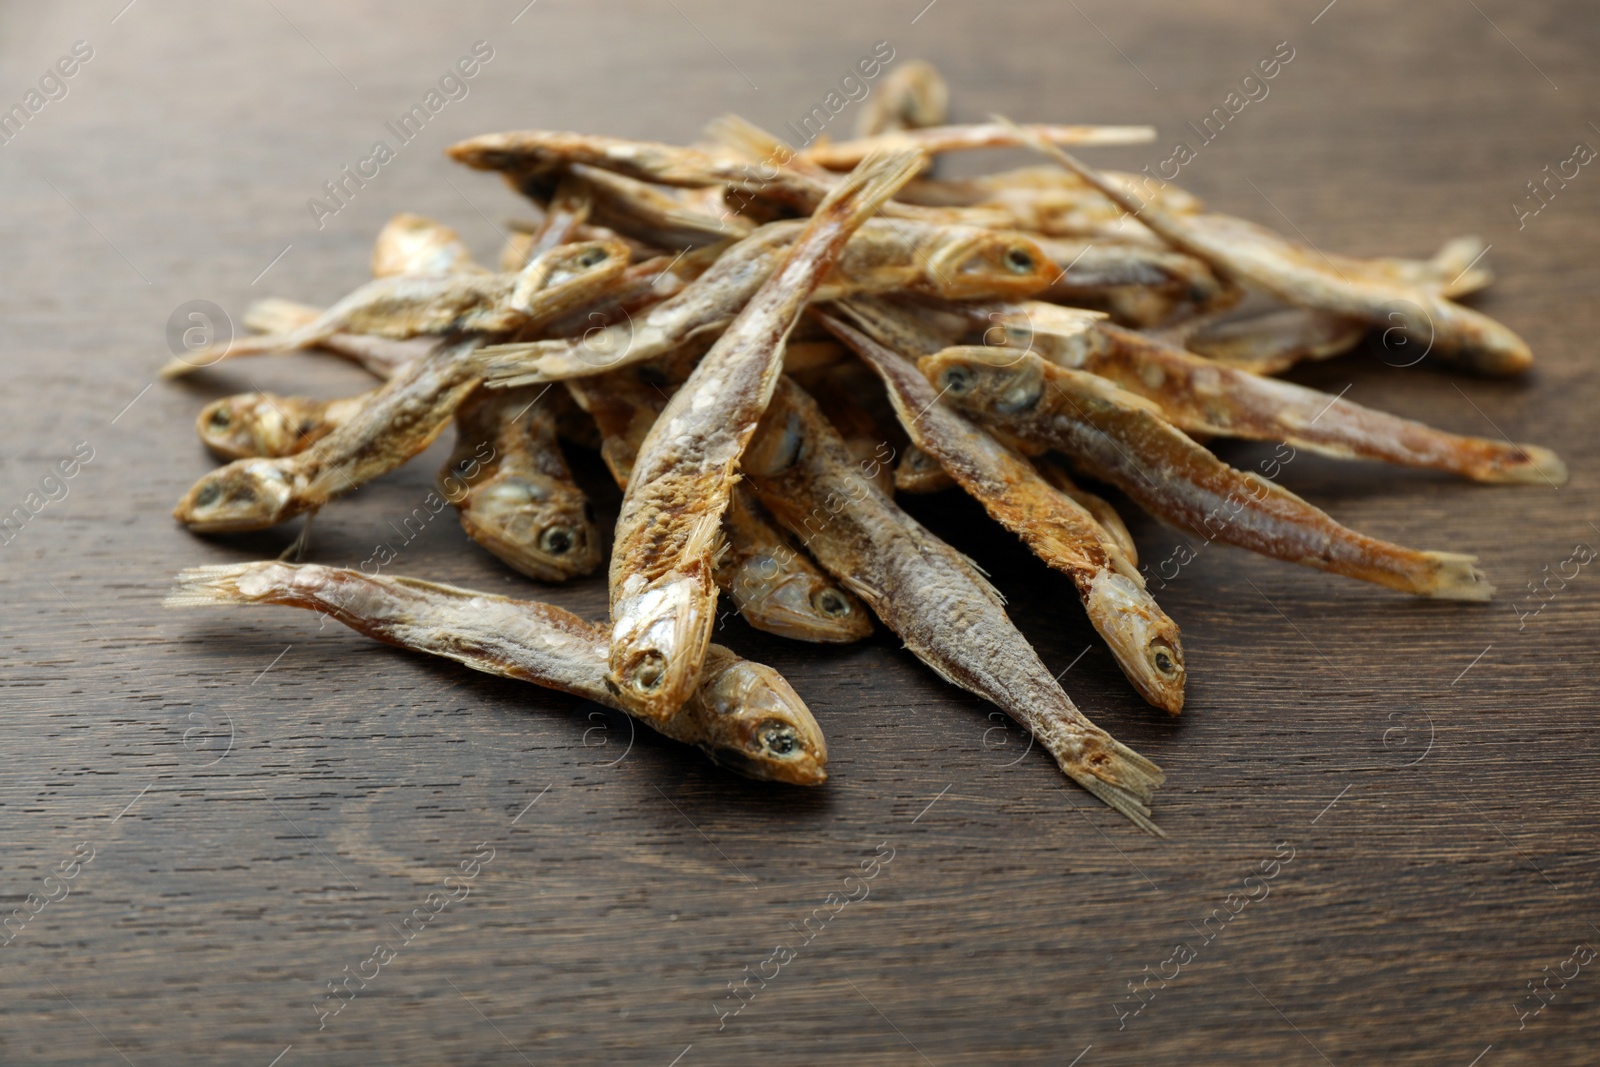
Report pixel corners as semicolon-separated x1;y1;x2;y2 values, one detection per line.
3;1;1597;1063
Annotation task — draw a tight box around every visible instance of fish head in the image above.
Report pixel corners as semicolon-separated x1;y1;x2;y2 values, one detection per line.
195;394;303;460
510;239;631;320
925;229;1057;299
726;557;872;643
608;570;717;721
689;650;828;785
458;472;602;582
1085;570;1186;715
918;345;1047;416
173;459;295;533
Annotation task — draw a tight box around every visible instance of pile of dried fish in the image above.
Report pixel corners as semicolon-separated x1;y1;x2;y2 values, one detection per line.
163;62;1562;834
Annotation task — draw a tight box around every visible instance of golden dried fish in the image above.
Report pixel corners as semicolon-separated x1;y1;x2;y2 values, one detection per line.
442;385;602;581
608;149;923;720
801;122;1155;170
195;390;366;460
893;446;954;494
163;239;629;377
371;212;489;278
821;310;1186;714
1070;324;1567;485
242;298;436;379
166;562;827;785
1008;126;1534;375
923;346;1492;600
521;173;596;262
1034;234;1237;326
481;218;1056;385
567;360;870;643
743;378;1164;829
572;163;754;248
716;488;874;643
173;338;486;533
854;59;949;137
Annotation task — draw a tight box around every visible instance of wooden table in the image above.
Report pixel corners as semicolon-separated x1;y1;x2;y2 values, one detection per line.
3;1;1596;1063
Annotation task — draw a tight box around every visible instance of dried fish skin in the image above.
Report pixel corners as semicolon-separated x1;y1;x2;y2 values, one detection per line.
923;346;1493;601
1179;306;1366;375
1033;457;1139;567
743;378;1164;829
166;562;826;785
608;149;924;721
442;385;602;582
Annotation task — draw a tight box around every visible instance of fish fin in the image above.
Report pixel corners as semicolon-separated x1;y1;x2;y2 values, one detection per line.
1070;734;1167;837
164;564;261;607
476;340;568;387
1418;552;1495;601
1493;445;1568;486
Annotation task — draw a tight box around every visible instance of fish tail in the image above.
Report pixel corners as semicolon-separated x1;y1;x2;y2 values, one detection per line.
1414;552;1494;601
1067;732;1166;837
811;146;925;231
164;563;271;607
1488;444;1567;486
476;341;563;388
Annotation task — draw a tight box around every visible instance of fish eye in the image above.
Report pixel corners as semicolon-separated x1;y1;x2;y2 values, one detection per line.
1150;643;1180;678
630;651;668;692
207;407;232;429
195;482;222;507
760;723;799;757
941;366;975;395
810;588;850;618
575;247;608;268
539;525;577;555
1003;247;1035;274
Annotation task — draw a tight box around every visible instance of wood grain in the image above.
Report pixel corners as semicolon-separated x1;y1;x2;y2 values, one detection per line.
1;1;1597;1063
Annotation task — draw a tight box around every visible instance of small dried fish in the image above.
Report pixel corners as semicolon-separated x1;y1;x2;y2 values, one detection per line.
894;444;955;493
481;218;1056;385
173;338;486;533
1007;126;1534;375
370;212;489;278
241;298;436;379
163;239;629;377
923;346;1492;600
716;488;874;643
743;378;1165;829
441;385;602;581
195;390;366;460
1072;324;1567;485
854;59;949;137
166;562;827;785
607;149;923;720
567;361;870;643
572;163;754;248
821;309;1187;714
801;122;1156;170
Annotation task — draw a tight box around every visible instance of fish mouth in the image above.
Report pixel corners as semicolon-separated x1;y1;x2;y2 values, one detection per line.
173;461;295;533
608;572;716;721
1084;571;1186;715
459;478;602;581
733;575;872;644
704;744;827;786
